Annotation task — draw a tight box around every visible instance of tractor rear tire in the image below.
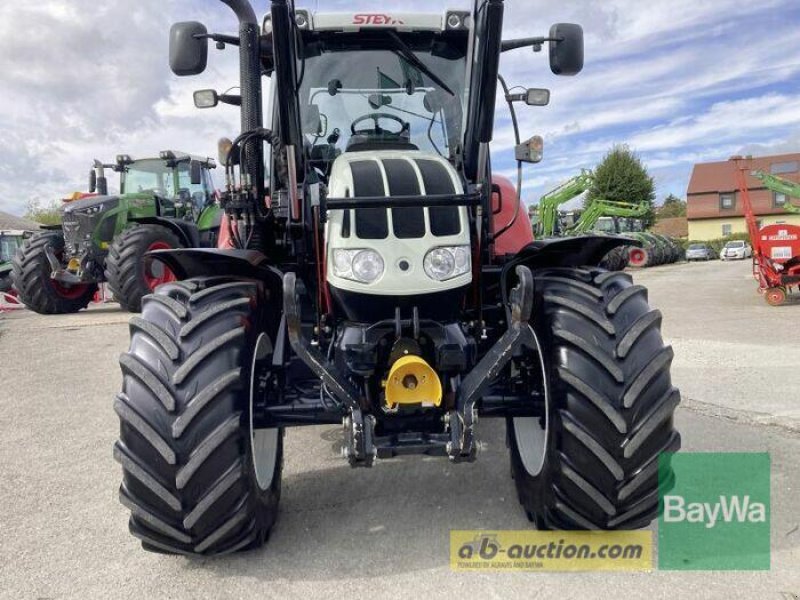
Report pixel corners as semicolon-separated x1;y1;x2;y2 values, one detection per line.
11;231;97;314
115;277;283;555
105;224;183;312
508;267;680;529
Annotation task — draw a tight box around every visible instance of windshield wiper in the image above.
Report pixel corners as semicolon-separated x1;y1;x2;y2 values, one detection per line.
386;31;455;97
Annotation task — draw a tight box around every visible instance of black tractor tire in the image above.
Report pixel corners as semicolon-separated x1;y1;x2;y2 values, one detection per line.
105;224;183;312
508;267;680;529
11;231;97;314
115;277;283;555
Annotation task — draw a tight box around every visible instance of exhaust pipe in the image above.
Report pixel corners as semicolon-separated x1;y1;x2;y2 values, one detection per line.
270;0;303;221
220;0;264;197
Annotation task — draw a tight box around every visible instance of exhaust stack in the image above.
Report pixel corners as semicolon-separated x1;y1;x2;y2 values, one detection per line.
221;0;264;197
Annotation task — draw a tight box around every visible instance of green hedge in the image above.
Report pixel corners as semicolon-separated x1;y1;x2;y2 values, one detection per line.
680;232;751;254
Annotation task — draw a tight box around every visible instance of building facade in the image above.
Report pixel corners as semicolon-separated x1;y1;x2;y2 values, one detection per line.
686;153;800;241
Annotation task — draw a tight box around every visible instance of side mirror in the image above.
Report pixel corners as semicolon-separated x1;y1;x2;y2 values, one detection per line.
549;23;584;76
169;22;208;76
89;170;96;193
190;160;203;185
525;88;550;106
193;89;218;109
515;136;544;164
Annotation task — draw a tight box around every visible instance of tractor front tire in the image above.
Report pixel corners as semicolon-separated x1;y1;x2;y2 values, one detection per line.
509;267;680;529
105;224;183;312
115;277;283;555
11;231;97;314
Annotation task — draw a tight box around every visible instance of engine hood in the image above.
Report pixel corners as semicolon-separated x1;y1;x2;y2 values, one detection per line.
62;194;120;214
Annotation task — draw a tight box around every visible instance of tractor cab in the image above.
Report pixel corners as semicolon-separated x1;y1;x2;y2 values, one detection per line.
263;12;477;321
110;152;217;219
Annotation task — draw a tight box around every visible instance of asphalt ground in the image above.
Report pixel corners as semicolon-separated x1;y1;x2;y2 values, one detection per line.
0;259;798;599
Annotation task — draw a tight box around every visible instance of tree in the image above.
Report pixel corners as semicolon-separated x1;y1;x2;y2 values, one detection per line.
657;194;687;219
587;145;656;228
23;199;62;226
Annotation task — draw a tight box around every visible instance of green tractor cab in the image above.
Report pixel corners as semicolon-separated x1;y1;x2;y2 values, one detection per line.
1;229;33;296
13;152;222;314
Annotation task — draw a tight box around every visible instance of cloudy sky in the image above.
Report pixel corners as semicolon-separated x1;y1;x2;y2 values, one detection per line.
1;0;799;215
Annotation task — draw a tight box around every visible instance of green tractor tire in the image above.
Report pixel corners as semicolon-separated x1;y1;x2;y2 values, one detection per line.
11;231;97;314
105;224;183;312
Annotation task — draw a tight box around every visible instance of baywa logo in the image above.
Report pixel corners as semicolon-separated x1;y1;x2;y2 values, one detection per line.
663;494;767;529
658;452;771;570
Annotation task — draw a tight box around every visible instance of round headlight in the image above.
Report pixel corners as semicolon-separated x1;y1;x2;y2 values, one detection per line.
352;250;384;283
333;249;354;276
453;246;470;270
424;248;456;281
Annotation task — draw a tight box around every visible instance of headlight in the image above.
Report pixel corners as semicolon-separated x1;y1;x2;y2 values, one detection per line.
332;248;384;284
76;203;104;216
423;246;471;281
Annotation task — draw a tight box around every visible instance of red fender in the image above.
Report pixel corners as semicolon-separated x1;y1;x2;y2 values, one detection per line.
491;175;534;257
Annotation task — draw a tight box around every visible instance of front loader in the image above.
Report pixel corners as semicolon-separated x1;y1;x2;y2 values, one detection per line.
114;0;681;555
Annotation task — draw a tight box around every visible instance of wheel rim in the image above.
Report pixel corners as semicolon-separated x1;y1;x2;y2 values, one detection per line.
766;288;786;306
143;241;176;290
512;325;550;477
250;333;279;491
629;248;646;267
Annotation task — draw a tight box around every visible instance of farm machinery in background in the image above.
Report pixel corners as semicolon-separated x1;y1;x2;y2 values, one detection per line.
12;152;221;314
733;158;800;306
751;169;800;215
1;230;33;309
531;171;682;269
623;232;685;269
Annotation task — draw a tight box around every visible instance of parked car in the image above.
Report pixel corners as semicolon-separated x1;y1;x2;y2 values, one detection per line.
686;243;716;261
720;240;753;260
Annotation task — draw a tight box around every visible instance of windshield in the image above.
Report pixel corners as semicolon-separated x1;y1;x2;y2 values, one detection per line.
122;159;175;196
688;244;705;250
297;33;468;163
1;235;21;262
726;241;745;248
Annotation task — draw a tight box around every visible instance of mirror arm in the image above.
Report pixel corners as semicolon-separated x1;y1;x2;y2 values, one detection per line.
219;94;242;106
501;36;559;53
195;32;241;47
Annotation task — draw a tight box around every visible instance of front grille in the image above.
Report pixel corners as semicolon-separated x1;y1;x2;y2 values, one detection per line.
348;157;462;241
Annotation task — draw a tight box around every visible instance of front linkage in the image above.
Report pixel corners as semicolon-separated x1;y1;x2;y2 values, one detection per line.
282;265;541;465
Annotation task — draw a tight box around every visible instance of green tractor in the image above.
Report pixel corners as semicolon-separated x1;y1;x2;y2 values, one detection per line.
1;230;32;296
13;152;222;314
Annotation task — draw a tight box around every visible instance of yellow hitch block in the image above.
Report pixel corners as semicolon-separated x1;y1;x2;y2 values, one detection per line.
384;355;442;408
67;258;81;272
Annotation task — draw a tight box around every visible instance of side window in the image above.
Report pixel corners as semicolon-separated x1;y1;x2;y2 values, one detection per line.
177;162;207;209
719;192;735;210
770;161;798;174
